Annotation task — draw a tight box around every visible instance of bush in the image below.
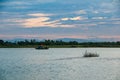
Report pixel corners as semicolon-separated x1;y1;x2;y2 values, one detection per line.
83;51;99;57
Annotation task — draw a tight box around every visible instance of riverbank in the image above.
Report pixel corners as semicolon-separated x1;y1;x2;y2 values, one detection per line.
0;39;120;48
0;45;120;48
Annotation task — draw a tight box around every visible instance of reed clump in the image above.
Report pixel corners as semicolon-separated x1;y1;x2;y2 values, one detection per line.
83;51;99;57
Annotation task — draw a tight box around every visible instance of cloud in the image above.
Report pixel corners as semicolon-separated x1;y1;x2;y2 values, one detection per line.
21;13;75;28
19;13;88;28
92;17;107;20
97;22;107;25
22;17;58;28
74;10;87;14
1;34;120;41
74;23;97;28
92;10;99;14
54;35;89;39
35;0;56;3
0;34;40;39
0;34;89;40
100;1;119;13
28;13;53;17
61;16;88;21
110;18;120;20
61;18;69;21
37;34;90;39
71;16;83;20
1;1;29;6
111;21;120;25
98;35;120;40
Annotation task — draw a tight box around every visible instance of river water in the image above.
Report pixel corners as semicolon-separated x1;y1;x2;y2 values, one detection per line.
0;48;120;80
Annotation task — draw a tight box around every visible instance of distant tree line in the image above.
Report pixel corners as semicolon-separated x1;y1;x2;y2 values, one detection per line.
0;39;120;48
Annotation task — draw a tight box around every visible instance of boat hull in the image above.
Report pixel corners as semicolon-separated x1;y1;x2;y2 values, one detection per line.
35;46;49;50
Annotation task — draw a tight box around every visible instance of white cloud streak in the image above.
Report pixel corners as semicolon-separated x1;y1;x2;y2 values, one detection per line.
92;17;107;20
28;13;53;17
74;10;87;14
61;16;88;21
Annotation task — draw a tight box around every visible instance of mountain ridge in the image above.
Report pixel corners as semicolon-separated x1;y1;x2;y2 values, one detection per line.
4;38;114;42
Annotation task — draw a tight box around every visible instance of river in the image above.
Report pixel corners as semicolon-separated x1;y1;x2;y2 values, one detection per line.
0;48;120;80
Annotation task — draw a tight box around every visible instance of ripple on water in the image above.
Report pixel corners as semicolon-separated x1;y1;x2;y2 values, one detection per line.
0;48;120;80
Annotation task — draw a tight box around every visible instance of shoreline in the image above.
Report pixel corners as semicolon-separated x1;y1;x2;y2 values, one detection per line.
0;45;120;48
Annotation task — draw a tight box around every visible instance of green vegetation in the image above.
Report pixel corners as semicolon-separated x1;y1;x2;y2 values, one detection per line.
0;39;120;48
83;51;99;57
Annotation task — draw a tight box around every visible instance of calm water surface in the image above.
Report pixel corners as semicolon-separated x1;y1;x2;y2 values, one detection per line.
0;48;120;80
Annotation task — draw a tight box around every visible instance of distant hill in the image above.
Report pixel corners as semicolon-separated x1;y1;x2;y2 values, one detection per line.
55;38;111;42
4;38;41;42
4;38;113;43
55;38;97;42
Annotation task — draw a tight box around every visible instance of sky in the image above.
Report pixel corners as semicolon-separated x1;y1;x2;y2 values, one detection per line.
0;0;120;41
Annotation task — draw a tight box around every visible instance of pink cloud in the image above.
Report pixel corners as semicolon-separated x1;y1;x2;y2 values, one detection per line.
21;16;75;28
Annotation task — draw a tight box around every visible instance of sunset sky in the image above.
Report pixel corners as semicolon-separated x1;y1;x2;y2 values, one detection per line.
0;0;120;41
